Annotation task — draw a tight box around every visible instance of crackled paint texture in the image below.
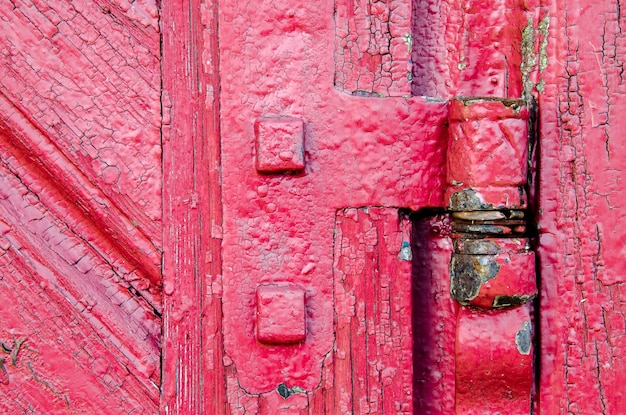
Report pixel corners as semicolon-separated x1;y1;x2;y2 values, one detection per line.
537;0;626;413
0;0;161;413
330;209;414;413
3;0;626;414
334;0;413;96
411;0;528;98
219;0;448;409
161;0;228;413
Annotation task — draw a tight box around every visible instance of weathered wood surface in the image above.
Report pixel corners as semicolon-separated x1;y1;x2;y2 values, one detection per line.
537;0;626;413
160;0;226;413
0;0;162;412
1;0;625;414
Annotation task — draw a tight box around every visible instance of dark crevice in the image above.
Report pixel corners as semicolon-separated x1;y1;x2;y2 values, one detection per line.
408;208;451;413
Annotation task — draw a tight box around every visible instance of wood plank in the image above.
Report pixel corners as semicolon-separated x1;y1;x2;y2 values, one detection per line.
0;1;163;412
0;0;162;246
411;213;456;414
537;0;626;412
0;159;159;413
0;100;161;301
161;0;225;412
332;208;414;414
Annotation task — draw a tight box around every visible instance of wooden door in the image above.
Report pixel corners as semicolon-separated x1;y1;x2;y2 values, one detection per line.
0;1;162;413
3;0;626;414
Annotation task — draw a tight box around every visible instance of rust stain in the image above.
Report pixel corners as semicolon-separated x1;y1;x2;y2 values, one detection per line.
450;254;501;304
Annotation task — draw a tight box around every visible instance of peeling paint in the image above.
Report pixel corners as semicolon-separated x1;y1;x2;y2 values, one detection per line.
398;241;412;261
521;17;537;99
334;0;413;96
450;254;500;304
538;15;551;73
493;294;533;308
449;189;493;212
277;383;306;399
520;14;550;98
515;321;532;355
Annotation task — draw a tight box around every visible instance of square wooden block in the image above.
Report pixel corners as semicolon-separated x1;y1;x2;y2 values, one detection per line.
255;117;305;173
256;284;306;345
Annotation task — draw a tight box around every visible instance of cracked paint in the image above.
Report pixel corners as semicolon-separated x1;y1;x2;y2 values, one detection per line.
0;155;160;413
0;0;161;413
537;0;626;414
3;0;623;413
455;0;528;98
161;0;225;413
0;0;162;231
330;208;414;414
334;0;413;97
219;0;449;404
218;0;540;413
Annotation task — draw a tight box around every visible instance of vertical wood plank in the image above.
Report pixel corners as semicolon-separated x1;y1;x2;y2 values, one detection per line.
538;0;626;413
332;208;413;414
161;0;224;413
411;214;457;415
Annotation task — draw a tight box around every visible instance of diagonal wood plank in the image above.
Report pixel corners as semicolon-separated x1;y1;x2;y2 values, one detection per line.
0;95;161;294
0;158;160;412
0;0;163;412
0;0;162;255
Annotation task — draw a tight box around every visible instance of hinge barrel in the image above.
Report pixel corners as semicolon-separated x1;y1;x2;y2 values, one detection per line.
446;98;536;415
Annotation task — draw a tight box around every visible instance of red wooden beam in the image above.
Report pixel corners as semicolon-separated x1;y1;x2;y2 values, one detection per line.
161;0;225;412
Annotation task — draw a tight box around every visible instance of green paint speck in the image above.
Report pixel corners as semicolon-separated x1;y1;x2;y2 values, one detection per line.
538;15;551;73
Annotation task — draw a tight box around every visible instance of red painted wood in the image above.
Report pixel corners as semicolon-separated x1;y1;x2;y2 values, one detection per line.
0;0;162;412
334;0;413;96
161;0;225;413
218;0;449;405
2;0;625;413
331;208;414;414
412;0;532;98
410;214;457;414
216;1;535;413
454;0;527;98
537;0;626;413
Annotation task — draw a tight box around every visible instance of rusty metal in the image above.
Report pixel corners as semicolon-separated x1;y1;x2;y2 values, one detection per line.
447;98;537;309
447;98;537;414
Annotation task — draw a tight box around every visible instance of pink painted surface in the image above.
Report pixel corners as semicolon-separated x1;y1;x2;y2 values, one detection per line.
255;284;307;345
218;0;448;402
334;0;413;97
1;0;625;413
455;305;534;414
0;0;161;412
537;0;626;413
446;99;530;210
255;117;305;173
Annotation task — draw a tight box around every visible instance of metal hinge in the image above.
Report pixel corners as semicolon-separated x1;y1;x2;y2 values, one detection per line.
446;98;537;414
